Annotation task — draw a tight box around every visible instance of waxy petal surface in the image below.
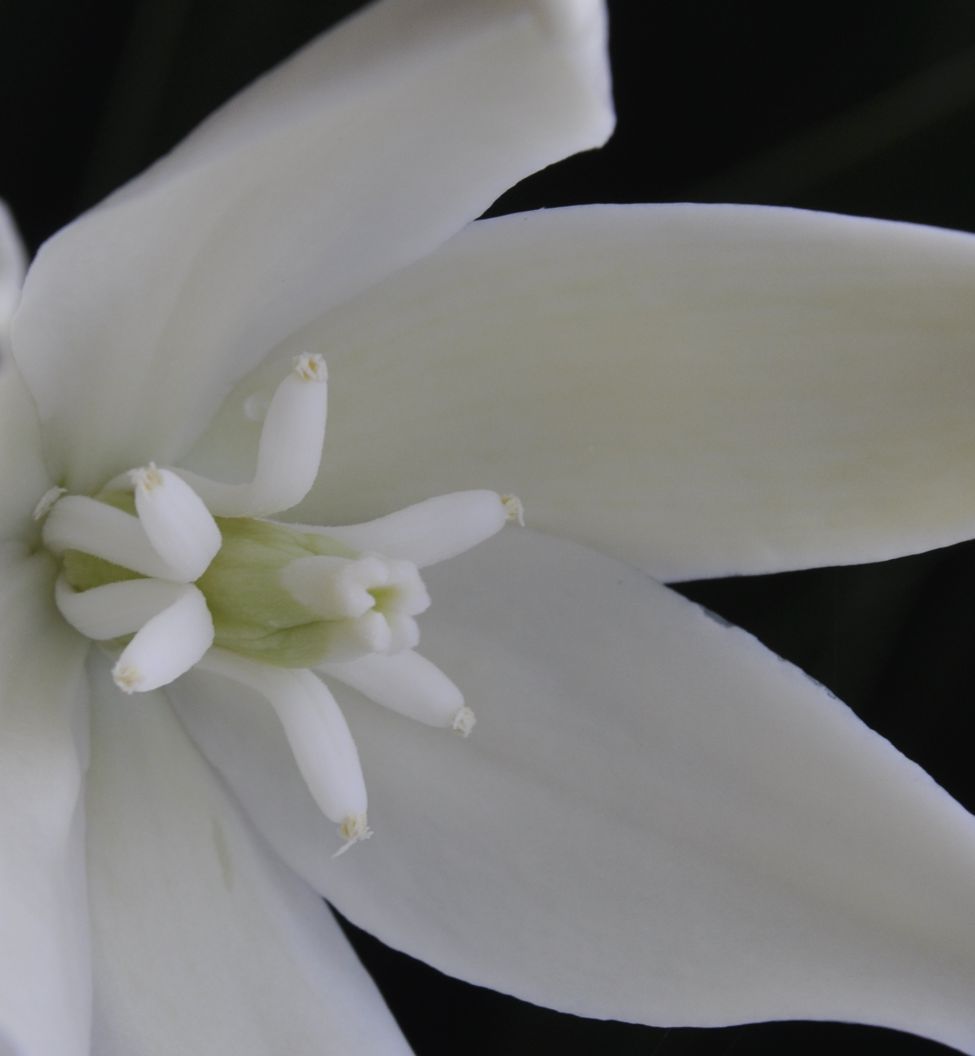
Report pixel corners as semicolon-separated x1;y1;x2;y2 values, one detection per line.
0;201;25;355
12;0;612;493
0;548;90;1056
243;204;975;581
86;658;410;1056
174;530;975;1054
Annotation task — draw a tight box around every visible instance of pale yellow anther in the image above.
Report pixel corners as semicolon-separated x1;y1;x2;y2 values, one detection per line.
501;494;525;526
451;705;477;738
129;462;164;493
293;352;328;383
112;663;143;694
333;813;373;858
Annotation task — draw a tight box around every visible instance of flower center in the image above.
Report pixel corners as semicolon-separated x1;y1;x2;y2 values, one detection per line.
36;353;519;853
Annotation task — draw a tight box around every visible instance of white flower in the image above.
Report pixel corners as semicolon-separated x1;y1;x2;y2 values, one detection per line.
2;2;975;1054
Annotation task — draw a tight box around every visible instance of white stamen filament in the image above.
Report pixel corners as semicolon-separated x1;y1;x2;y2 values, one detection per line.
306;490;511;568
42;494;184;581
131;464;222;581
176;352;328;517
111;585;214;694
198;650;368;848
321;649;470;731
55;576;190;640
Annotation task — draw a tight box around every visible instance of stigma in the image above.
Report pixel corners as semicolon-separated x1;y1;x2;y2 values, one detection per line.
38;353;520;854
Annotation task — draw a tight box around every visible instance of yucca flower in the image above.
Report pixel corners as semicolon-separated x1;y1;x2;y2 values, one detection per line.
1;2;974;1054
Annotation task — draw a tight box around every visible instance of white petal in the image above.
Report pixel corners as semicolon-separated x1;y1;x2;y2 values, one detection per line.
0;354;51;544
86;657;409;1056
257;204;975;581
174;530;975;1054
0;200;26;355
12;0;612;494
0;548;91;1056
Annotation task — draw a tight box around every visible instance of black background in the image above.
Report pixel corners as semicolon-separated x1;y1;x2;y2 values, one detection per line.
3;1;975;1053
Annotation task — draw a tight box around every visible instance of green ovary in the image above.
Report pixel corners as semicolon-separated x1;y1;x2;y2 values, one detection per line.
61;495;361;667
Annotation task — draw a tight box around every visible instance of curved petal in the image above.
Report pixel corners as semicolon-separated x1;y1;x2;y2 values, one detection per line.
12;0;612;494
86;656;410;1056
0;547;91;1056
0;201;25;356
0;355;51;545
201;204;975;581
174;530;975;1054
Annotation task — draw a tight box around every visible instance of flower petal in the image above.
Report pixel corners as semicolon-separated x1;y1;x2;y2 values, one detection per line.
0;547;91;1056
243;204;975;581
12;0;612;494
0;200;25;355
0;354;51;544
174;530;975;1054
86;656;410;1056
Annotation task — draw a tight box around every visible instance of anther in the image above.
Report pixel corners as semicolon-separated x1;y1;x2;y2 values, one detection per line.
293;352;328;382
333;814;373;858
451;706;477;738
502;494;526;526
129;462;164;492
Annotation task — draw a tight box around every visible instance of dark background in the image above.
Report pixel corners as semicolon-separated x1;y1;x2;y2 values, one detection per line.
3;1;975;1053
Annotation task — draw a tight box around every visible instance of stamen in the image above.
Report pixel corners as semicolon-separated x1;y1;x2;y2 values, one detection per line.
111;585;214;694
176;353;329;517
55;576;190;640
333;814;373;858
131;464;221;582
320;649;469;730
32;485;67;522
309;490;511;567
279;555;387;620
197;651;368;849
42;495;183;580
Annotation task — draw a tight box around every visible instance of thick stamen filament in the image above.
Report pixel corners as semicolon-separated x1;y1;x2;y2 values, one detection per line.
55;576;190;640
177;353;328;517
302;490;512;567
131;464;221;581
42;494;184;581
112;586;214;694
198;650;368;848
320;649;472;732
